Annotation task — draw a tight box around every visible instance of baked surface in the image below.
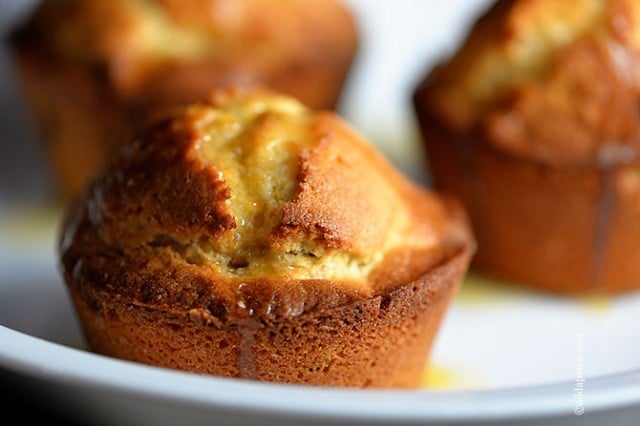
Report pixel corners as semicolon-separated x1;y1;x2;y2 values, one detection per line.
420;0;640;166
414;0;640;294
60;88;474;387
11;0;359;199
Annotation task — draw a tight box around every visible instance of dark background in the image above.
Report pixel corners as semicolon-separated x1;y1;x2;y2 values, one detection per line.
0;0;54;207
0;1;64;421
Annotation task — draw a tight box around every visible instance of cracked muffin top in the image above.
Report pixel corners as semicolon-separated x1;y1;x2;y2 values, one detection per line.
415;0;640;167
60;88;473;318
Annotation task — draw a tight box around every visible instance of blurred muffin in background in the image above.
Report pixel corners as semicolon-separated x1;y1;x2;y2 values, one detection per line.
413;0;640;295
10;0;359;200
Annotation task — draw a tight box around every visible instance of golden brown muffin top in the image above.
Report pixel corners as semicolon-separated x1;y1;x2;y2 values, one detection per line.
416;0;640;167
60;88;472;319
14;0;358;102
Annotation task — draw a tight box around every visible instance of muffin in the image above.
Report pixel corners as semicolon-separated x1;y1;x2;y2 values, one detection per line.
11;0;359;200
59;88;474;388
413;0;640;295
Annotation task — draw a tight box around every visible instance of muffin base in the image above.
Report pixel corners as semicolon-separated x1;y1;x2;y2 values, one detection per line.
65;245;471;389
416;112;640;295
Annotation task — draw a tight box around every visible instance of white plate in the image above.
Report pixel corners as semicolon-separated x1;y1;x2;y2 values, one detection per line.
1;1;640;425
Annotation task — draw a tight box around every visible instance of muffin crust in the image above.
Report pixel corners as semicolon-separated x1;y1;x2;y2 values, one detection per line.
61;89;474;386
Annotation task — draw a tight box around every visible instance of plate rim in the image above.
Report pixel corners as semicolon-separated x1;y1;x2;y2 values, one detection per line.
2;325;639;422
